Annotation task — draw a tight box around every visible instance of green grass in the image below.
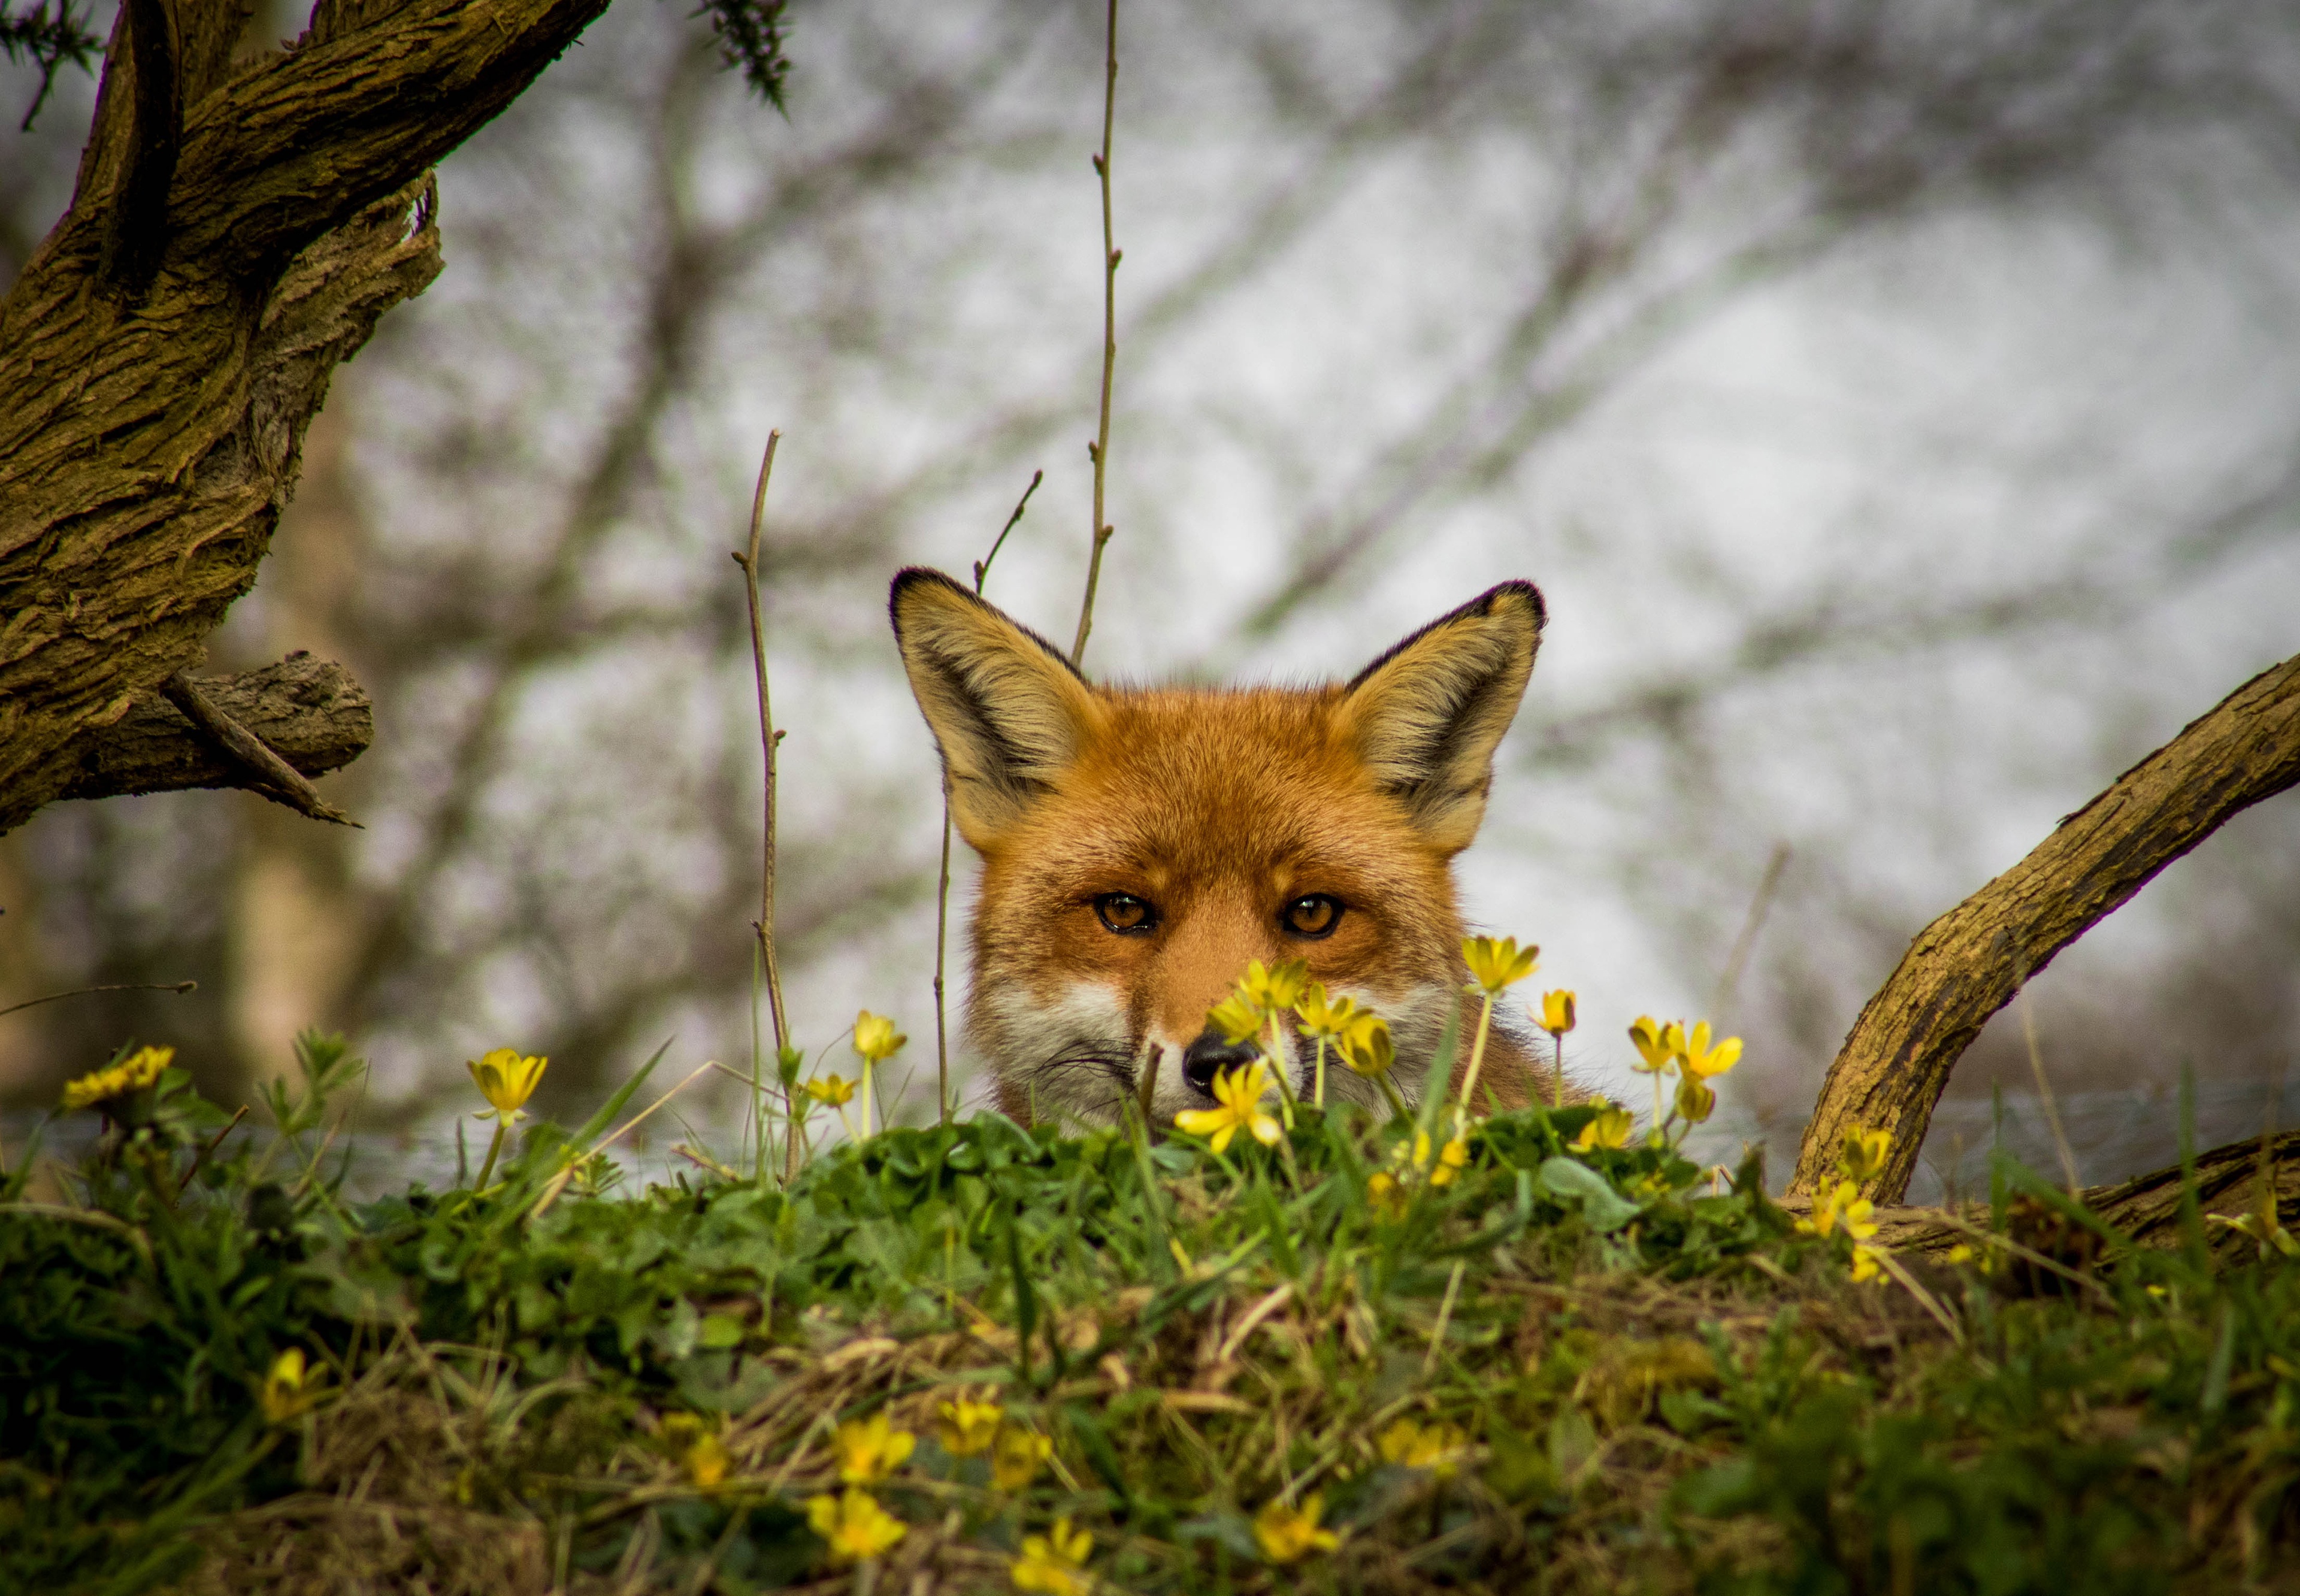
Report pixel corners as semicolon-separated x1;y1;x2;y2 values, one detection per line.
6;1035;2300;1595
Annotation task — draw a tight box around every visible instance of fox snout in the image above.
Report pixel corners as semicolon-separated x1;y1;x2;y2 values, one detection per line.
889;566;1557;1125
1178;1030;1258;1097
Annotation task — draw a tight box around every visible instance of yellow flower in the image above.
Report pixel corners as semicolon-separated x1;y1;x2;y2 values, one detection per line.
936;1391;1004;1456
1850;1244;1888;1283
1572;1105;1635;1152
806;1489;906;1563
1366;1170;1406;1220
61;1045;174;1112
687;1433;731;1488
992;1425;1054;1492
468;1048;547;1120
1679;1021;1741;1080
660;1415;731;1489
1337;1011;1395;1077
1173;1059;1282;1155
832;1412;915;1485
1798;1180;1878;1243
1206;993;1264;1046
1252;1493;1339;1563
1674;1075;1717;1125
1011;1516;1094;1595
2209;1184;2300;1258
1945;1243;1975;1266
1429;1136;1470;1188
804;1073;857;1107
260;1347;322;1424
1237;958;1311;1019
1378;1417;1469;1479
1627;1017;1683;1074
1462;935;1539;995
1836;1126;1893;1185
1536;990;1576;1034
1295;983;1360;1041
851;1010;907;1063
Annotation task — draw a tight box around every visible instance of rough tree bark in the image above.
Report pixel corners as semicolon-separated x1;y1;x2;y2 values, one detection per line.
1793;651;2300;1203
54;652;371;806
0;0;614;837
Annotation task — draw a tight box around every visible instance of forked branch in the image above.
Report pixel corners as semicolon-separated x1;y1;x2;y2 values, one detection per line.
1794;650;2300;1201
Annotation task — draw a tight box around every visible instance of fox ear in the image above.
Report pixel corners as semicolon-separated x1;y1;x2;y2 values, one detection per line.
890;568;1100;849
1339;580;1545;853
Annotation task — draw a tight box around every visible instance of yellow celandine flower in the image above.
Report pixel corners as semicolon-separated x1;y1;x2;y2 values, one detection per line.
468;1048;547;1120
1850;1244;1889;1283
1837;1126;1893;1185
1429;1136;1470;1188
992;1425;1054;1492
1337;1011;1394;1077
1010;1516;1094;1595
1675;1075;1717;1126
806;1489;906;1563
261;1347;322;1423
1252;1494;1339;1563
936;1391;1004;1456
1296;982;1361;1107
1945;1244;1976;1266
1461;935;1539;995
1174;1060;1282;1155
1377;1417;1469;1479
61;1044;175;1112
1236;958;1310;1019
851;1010;907;1063
1798;1180;1878;1243
2210;1185;2300;1258
1296;984;1360;1040
804;1074;857;1107
1536;990;1576;1034
1365;1170;1406;1220
1678;1022;1741;1080
1627;1017;1682;1074
1573;1105;1635;1152
832;1412;915;1485
1206;992;1264;1046
661;1414;731;1489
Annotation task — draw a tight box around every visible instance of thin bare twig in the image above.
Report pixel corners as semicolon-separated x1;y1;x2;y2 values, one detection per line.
529;1059;719;1219
0;979;196;1019
1711;842;1790;1022
731;431;796;1177
177;1104;249;1199
936;468;1043;1122
1069;0;1121;670
162;673;359;826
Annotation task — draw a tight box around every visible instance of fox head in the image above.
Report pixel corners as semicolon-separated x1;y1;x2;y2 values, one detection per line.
891;568;1554;1126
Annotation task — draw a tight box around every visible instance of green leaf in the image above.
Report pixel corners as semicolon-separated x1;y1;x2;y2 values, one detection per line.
1539;1156;1642;1232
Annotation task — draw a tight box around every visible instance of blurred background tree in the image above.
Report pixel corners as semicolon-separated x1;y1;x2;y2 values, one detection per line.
4;0;2296;1199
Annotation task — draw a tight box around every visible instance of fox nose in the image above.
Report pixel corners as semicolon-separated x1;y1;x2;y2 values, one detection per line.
1181;1030;1262;1098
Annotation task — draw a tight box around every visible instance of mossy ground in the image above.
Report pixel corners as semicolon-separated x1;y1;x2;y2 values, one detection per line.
7;1037;2300;1595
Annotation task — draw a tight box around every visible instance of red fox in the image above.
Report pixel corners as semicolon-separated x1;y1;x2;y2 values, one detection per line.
891;569;1563;1126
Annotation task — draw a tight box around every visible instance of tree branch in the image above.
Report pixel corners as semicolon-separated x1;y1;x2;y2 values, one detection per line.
0;0;609;835
1793;652;2300;1201
52;652;371;808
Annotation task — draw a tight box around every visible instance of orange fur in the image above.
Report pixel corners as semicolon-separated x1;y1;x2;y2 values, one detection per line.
891;570;1560;1126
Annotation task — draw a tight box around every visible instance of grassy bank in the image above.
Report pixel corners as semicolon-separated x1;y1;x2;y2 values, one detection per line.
7;1035;2300;1595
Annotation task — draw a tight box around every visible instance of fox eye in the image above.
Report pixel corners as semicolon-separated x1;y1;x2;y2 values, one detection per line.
1094;894;1158;935
1280;894;1343;940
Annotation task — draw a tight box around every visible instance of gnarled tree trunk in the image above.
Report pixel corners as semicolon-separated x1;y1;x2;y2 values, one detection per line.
1794;651;2300;1203
0;0;613;835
